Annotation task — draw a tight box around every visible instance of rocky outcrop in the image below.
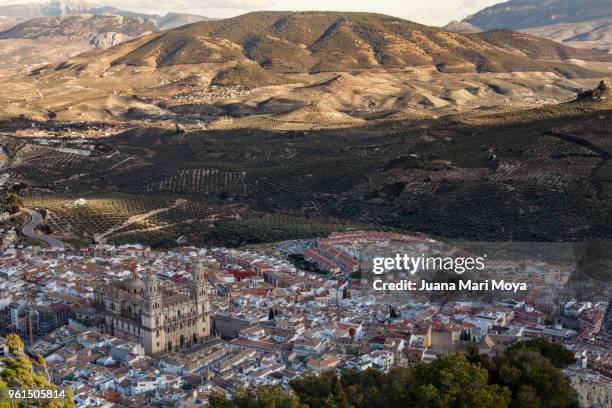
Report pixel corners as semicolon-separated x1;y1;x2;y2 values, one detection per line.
578;80;611;99
89;31;129;48
566;368;612;408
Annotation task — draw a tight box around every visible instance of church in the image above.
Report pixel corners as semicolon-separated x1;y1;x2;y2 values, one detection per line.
95;264;211;355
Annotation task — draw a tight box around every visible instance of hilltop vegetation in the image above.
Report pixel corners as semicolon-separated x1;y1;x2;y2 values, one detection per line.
114;31;243;67
210;61;295;89
0;334;74;407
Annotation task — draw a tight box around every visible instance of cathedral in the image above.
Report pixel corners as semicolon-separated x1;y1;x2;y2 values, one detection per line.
95;264;211;355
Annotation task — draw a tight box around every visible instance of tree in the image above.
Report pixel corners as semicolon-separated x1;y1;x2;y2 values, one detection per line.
268;308;275;320
1;193;23;215
491;349;577;408
290;371;349;408
209;385;305;408
0;334;74;407
291;356;510;408
503;338;575;368
512;385;541;408
407;353;511;408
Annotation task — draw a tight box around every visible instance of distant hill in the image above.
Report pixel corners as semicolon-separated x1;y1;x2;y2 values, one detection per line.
4;11;610;121
464;0;612;30
443;21;481;33
210;60;295;89
0;2;51;20
458;0;612;53
0;0;209;27
521;18;612;53
111;11;609;77
0;13;158;69
157;13;212;29
0;2;210;68
0;0;154;20
0;17;15;31
0;14;157;44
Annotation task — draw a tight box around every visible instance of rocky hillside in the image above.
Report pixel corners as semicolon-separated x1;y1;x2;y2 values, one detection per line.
577;79;612;99
2;11;609;122
464;0;612;30
111;11;610;77
521;18;612;53
443;21;481;33
0;0;152;20
0;0;209;28
459;0;612;53
0;14;157;47
0;13;160;69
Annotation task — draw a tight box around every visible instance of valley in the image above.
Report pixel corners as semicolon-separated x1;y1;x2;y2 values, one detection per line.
1;86;610;248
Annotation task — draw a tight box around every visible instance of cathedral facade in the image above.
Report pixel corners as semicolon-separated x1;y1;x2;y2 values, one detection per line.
95;264;211;355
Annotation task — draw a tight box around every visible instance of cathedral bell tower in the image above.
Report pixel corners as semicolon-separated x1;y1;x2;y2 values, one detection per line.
192;264;208;309
143;273;162;328
192;263;211;339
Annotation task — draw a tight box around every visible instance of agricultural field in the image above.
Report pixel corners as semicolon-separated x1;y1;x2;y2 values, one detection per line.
1;88;610;247
20;192;368;247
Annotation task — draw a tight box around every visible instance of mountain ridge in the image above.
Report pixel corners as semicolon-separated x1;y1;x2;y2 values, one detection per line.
463;0;612;30
457;0;612;53
0;13;158;41
0;0;210;29
105;11;610;77
1;11;610;123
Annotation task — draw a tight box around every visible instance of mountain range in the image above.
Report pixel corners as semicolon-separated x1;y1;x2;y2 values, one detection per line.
0;1;213;69
0;0;210;28
0;13;157;41
454;0;612;53
464;0;612;30
0;11;607;125
0;13;159;68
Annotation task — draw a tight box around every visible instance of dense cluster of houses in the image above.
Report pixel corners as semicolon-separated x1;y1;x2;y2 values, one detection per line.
0;232;610;407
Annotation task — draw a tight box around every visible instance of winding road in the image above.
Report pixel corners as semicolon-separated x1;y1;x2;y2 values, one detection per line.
22;208;64;249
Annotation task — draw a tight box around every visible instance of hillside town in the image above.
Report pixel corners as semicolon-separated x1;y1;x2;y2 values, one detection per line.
0;229;610;407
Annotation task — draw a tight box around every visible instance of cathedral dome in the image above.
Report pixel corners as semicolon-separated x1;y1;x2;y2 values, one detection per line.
124;276;145;294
